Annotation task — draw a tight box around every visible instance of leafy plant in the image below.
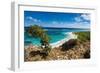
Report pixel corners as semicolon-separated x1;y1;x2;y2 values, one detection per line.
28;25;51;57
74;32;90;43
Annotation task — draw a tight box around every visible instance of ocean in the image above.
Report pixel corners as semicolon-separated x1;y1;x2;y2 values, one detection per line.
24;27;90;46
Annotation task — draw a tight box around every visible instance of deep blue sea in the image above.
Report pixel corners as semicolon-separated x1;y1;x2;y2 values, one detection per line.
24;27;90;46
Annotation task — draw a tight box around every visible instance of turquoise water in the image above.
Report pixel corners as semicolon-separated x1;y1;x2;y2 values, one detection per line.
24;27;89;46
24;31;69;46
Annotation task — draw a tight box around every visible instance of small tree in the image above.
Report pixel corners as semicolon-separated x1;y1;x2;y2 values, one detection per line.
28;25;45;38
28;25;51;53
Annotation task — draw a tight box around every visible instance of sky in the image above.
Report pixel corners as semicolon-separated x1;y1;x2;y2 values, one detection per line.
24;11;90;28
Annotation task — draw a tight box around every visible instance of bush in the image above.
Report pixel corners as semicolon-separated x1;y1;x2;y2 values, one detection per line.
74;32;90;43
28;25;51;58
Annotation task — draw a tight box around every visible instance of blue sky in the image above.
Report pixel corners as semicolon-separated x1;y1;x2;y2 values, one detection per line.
24;11;90;28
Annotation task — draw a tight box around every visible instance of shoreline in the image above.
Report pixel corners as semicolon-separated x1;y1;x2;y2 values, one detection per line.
50;32;77;48
24;32;77;49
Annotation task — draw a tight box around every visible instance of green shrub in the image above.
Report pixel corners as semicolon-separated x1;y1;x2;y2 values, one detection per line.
74;32;90;43
28;25;51;58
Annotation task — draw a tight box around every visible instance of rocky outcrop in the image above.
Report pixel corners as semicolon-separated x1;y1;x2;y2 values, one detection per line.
61;39;77;51
24;40;90;61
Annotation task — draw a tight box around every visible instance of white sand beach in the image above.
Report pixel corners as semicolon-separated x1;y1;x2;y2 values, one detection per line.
50;32;77;48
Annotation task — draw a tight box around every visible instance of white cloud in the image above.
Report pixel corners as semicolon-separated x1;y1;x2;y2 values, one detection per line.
74;14;90;23
70;23;90;28
75;17;82;22
27;16;33;20
81;14;90;21
26;16;41;22
46;21;89;29
52;21;58;24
